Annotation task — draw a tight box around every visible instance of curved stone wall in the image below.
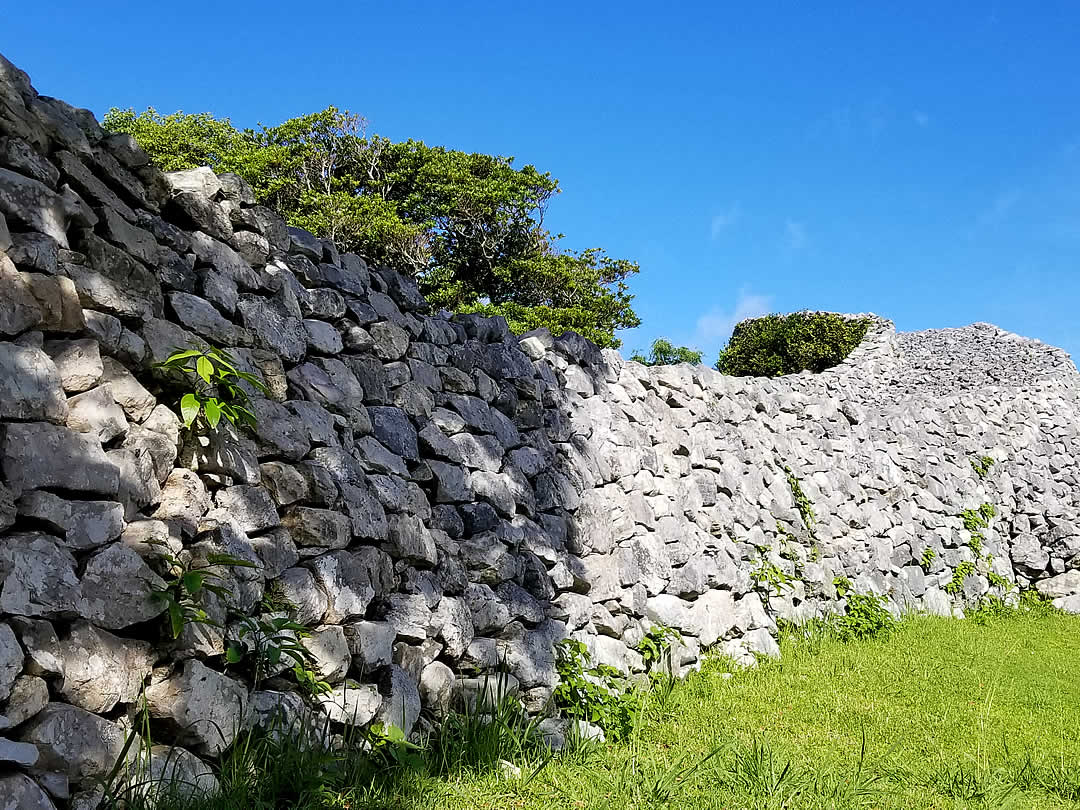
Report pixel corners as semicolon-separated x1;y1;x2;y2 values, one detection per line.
1;50;1079;808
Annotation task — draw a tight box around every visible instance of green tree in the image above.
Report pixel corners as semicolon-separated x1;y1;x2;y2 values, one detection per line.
103;106;640;347
715;312;871;376
629;338;704;366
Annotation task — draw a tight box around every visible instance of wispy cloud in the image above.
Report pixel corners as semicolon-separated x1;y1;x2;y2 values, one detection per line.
692;289;774;350
784;220;807;251
710;203;741;238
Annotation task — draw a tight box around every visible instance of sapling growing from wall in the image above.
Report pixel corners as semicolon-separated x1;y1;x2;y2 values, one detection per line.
145;539;256;639
156;345;268;433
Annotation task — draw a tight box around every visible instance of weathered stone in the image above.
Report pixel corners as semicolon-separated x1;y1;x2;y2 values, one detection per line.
367;406;419;460
194;421;260;484
370;321;410;361
0;422;118;497
17;491;124;550
66;385;128;442
237;292;306;363
0;168;84;247
450;432;504;472
385;513;438;566
55;151;134;219
133;745;220;803
317;681;382;726
42;337;102;393
58;622;155;713
0;674;48;728
164;167;222;198
23;271;84;334
20;704;129;784
0;623;20;704
374;665;421;736
0;772;55;809
302;625;350;683
0;254;43;335
146;660;247;755
215;485;279;534
0;342;67;422
497;620;563;688
168;291;253;346
0;533;83;618
470;470;516;517
283;506;351;551
274;567;328;626
69;232;162;321
81;543;167;630
1036;570;1080;599
152;468;210;536
343;621;395;672
99;356;156;421
306;552;375;623
259;461;310;506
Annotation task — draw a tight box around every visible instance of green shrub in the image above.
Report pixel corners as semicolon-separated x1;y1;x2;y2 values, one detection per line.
629;338;703;366
716;312;871;377
553;639;640;741
834;593;896;641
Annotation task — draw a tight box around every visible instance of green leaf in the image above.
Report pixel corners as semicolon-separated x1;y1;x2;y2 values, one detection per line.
180;393;201;428
160;348;202;365
225;644;244;664
196;355;215;385
181;571;204;594
167;602;184;639
204;399;222;429
267;647;282;665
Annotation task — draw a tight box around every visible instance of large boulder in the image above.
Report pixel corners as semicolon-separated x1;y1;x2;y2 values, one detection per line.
58;621;155;713
145;660;247;756
20;703;130;785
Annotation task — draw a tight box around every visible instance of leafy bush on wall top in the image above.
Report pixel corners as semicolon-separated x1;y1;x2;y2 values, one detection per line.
716;312;871;377
629;338;704;366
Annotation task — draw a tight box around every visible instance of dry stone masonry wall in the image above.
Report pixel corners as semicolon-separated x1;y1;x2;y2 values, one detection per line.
1;50;1080;808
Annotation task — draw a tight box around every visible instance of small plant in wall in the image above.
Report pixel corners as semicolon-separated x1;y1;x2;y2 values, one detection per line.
944;560;977;596
226;614;330;694
554;638;639;742
971;455;996;479
752;556;793;598
156;344;268;433
832;576;852;598
782;465;816;535
145;539;256;639
919;547;937;572
636;624;682;673
833;592;896;641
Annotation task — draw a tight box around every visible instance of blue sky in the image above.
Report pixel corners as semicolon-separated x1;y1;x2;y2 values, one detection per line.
5;2;1079;360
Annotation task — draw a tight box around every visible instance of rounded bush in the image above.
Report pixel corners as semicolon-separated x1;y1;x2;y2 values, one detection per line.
716;312;871;377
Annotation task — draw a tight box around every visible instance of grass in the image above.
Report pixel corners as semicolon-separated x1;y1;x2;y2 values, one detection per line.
114;611;1080;810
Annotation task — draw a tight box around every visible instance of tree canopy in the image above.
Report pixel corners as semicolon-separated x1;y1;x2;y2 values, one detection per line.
103;106;640;347
629;338;704;366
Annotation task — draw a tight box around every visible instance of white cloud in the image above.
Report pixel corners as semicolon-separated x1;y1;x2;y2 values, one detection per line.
784;220;807;250
692;289;774;350
710;204;741;238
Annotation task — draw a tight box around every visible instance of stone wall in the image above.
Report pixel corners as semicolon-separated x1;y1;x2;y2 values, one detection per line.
1;50;1080;808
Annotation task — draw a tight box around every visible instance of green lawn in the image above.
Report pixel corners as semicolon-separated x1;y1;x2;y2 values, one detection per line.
137;612;1080;810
